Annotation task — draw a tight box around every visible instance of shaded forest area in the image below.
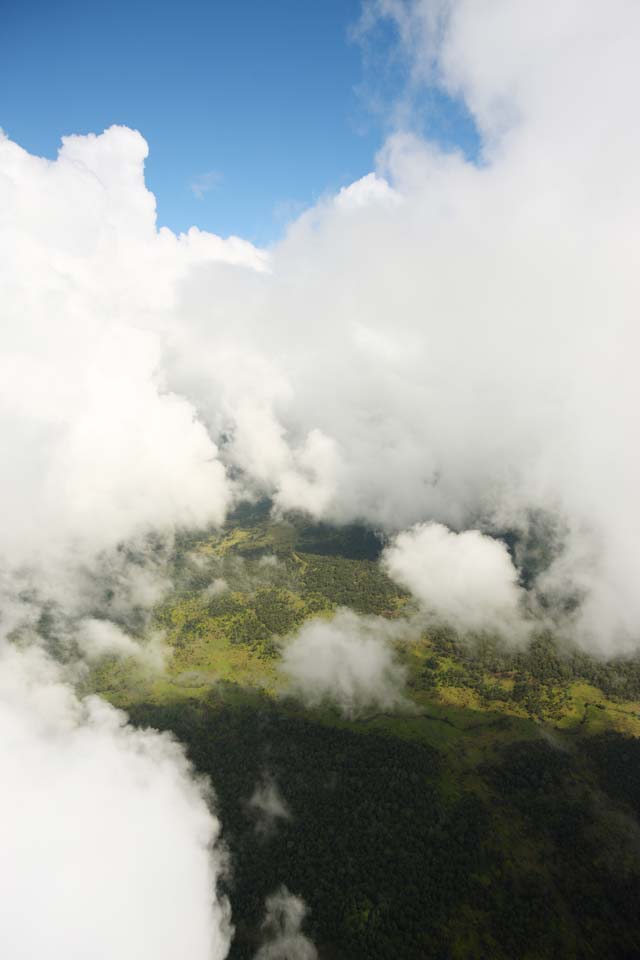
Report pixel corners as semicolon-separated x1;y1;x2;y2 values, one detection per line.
129;697;640;960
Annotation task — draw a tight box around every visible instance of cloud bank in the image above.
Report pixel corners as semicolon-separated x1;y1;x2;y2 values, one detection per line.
3;2;640;653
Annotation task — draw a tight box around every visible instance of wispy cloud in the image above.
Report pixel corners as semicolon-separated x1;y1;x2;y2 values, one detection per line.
190;169;222;199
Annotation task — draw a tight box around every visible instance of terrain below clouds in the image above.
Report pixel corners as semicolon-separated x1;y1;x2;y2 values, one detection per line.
110;509;640;960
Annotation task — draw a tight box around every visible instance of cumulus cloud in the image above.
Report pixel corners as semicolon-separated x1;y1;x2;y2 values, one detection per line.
383;522;527;637
0;123;269;585
5;9;640;651
0;642;231;960
280;610;408;717
254;887;317;960
334;171;402;210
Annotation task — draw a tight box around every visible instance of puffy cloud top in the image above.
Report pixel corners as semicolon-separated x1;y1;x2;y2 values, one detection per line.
383;523;525;636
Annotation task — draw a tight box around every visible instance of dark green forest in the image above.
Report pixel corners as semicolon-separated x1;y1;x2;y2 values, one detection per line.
127;697;640;960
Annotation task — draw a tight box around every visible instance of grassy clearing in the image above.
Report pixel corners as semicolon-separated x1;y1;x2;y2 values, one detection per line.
89;510;640;764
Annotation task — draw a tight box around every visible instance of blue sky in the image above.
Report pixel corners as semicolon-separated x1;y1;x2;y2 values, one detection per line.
2;0;478;245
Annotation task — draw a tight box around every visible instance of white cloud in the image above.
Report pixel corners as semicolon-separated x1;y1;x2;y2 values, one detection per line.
280;610;407;717
383;522;526;637
0;127;250;578
0;643;231;960
334;172;401;210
